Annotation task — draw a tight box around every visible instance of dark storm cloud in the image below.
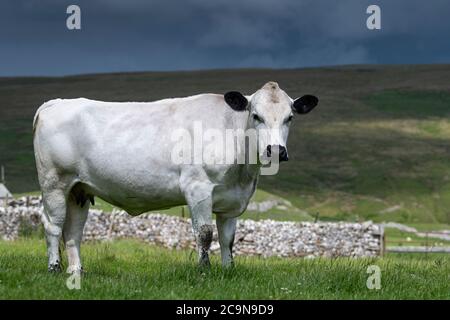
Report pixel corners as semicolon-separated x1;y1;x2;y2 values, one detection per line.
0;0;449;76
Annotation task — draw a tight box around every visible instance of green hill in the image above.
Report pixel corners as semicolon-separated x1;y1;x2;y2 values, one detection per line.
1;65;450;224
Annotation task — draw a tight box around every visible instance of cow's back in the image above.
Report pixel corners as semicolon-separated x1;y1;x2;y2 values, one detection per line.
33;94;247;214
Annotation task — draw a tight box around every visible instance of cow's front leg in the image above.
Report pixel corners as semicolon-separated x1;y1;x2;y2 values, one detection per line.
190;197;214;267
184;183;214;267
216;215;237;267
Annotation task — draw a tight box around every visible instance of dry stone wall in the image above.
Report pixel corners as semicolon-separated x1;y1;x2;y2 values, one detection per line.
1;196;384;257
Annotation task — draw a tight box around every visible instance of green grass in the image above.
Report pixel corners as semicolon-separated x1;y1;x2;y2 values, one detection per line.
364;90;450;118
0;239;448;299
384;227;450;247
2;65;450;224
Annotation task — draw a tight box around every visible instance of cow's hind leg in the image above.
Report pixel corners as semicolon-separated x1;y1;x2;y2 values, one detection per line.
41;189;67;272
63;187;90;274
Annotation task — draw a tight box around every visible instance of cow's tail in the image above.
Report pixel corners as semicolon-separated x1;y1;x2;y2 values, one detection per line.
33;99;62;136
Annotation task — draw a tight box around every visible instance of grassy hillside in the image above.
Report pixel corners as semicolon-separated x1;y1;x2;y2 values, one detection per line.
0;239;448;299
1;65;450;224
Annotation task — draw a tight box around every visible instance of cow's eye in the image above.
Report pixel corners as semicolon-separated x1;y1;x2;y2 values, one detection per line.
285;115;294;123
252;114;263;123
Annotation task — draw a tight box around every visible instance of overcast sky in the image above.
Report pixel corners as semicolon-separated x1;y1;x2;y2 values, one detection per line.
1;0;449;76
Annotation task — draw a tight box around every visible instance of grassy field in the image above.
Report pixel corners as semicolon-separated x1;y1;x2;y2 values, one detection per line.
2;65;450;224
0;238;448;299
384;227;450;247
2;65;449;301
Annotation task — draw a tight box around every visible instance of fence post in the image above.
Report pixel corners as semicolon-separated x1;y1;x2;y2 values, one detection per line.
314;212;320;223
375;225;386;256
0;165;4;184
107;209;117;241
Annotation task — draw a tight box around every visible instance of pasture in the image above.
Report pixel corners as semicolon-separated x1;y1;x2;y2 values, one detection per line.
1;65;450;300
0;239;448;299
1;65;450;225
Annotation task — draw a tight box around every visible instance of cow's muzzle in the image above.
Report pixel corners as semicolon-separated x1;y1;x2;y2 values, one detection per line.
266;145;289;162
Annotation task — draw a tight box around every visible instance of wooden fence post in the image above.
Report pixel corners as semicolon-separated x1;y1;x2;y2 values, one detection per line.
380;225;385;256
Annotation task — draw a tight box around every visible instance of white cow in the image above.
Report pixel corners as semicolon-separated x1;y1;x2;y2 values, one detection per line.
33;81;318;273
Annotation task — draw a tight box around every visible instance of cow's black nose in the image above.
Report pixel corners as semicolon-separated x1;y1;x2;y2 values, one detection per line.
266;145;289;162
278;145;288;161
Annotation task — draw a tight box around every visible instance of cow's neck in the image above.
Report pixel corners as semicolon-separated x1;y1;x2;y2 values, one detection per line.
240;115;262;181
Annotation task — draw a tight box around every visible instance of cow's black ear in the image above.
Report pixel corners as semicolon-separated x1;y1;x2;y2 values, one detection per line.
292;95;318;114
224;91;248;111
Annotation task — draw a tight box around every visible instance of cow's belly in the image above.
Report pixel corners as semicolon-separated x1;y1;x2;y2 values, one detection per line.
80;159;186;215
97;192;186;216
87;184;186;216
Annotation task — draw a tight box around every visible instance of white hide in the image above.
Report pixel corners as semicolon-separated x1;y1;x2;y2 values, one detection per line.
33;81;299;271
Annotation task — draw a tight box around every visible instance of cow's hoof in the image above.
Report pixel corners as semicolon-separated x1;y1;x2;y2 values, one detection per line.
48;262;62;273
198;248;211;269
222;262;235;269
198;257;211;269
199;261;211;269
66;266;84;274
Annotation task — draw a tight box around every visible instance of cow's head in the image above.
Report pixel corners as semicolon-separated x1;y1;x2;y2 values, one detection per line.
225;81;318;162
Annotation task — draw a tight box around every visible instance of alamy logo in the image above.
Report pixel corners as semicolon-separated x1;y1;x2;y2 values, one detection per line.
66;272;81;290
64;5;380;32
366;5;381;30
170;122;281;175
66;5;81;30
366;265;381;290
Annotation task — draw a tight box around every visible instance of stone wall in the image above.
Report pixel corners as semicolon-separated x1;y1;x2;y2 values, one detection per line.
0;196;384;257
